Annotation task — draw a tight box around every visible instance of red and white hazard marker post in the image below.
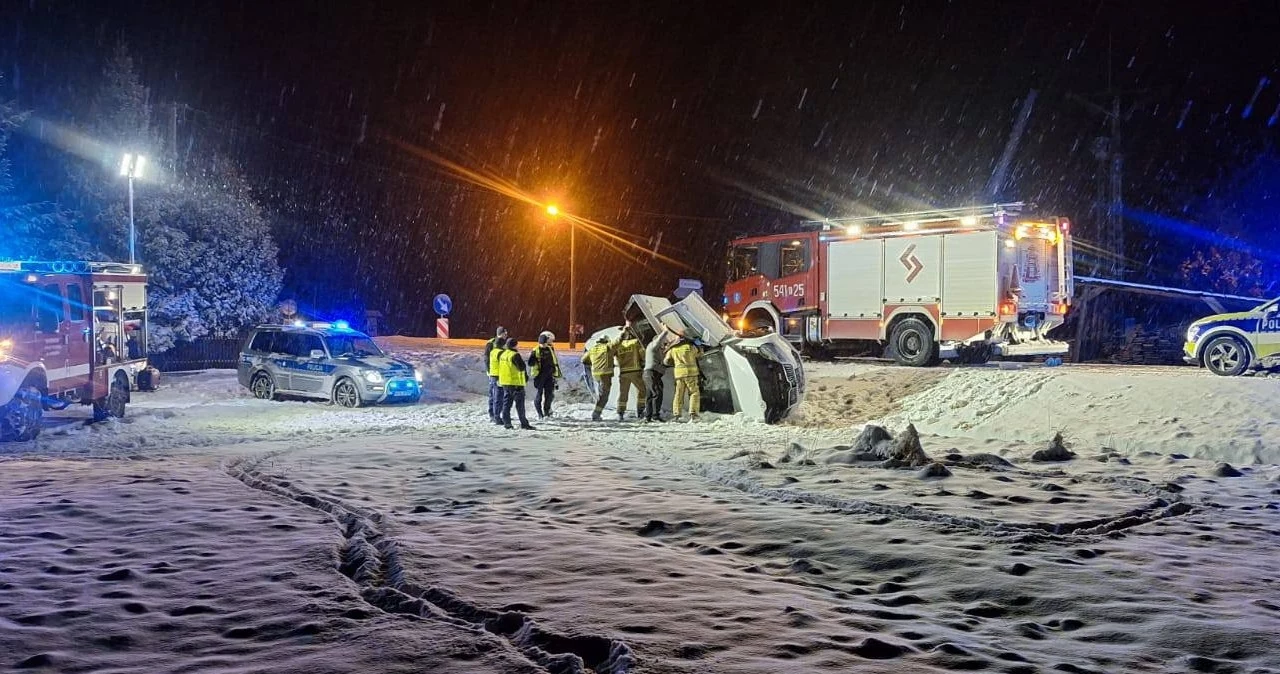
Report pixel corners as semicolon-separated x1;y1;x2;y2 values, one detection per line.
436;317;449;339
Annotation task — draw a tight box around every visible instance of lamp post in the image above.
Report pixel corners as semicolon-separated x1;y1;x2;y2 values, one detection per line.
545;204;576;349
119;153;146;264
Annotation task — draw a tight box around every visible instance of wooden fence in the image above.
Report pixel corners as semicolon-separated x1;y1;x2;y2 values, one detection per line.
148;338;246;372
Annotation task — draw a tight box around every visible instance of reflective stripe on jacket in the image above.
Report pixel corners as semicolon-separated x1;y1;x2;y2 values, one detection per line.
497;350;527;387
664;341;700;379
587;339;616;376
615;337;644;373
529;345;561;379
488;346;505;377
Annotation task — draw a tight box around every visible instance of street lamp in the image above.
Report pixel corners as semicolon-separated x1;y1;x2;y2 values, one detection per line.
119;153;146;264
545;204;575;349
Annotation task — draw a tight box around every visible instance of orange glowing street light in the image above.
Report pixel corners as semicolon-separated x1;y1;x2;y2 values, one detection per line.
544;203;576;349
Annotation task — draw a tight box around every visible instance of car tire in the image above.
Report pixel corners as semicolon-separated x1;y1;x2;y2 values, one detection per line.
250;372;277;401
1203;335;1249;376
1;385;43;442
889;318;938;367
333;378;363;408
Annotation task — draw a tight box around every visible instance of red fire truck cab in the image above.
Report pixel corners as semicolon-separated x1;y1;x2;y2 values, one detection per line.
723;203;1074;365
0;261;151;441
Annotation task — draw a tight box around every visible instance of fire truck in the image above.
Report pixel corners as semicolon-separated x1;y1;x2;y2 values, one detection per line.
723;203;1074;365
0;261;151;441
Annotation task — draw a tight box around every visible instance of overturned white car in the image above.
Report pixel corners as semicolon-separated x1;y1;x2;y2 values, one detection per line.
582;293;805;423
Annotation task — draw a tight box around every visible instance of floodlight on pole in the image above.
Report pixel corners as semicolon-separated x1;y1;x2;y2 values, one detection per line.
119;153;146;264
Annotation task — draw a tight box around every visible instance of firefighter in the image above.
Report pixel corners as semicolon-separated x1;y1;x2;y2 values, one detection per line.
613;325;646;421
664;331;702;422
484;326;509;424
583;334;616;421
643;324;672;422
498;337;535;430
527;331;561;418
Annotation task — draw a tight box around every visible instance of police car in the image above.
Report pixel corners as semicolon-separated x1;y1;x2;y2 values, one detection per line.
238;321;422;406
1183;298;1280;376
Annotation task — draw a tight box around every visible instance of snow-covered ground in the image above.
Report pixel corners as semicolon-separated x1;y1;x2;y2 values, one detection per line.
2;341;1279;673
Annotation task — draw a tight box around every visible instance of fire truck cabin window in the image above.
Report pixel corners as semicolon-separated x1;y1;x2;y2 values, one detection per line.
780;240;808;277
0;282;33;325
41;284;65;323
67;285;86;321
728;246;760;282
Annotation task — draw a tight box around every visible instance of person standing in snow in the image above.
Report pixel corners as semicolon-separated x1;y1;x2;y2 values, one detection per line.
613;326;647;421
664;331;702;422
583;334;616;421
643;324;672;422
498;337;535;430
527;331;561;419
484;326;509;424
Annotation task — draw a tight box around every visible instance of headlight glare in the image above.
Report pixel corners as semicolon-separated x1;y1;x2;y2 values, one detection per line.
362;370;385;383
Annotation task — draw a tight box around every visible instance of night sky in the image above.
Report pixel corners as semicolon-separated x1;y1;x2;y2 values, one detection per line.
3;1;1278;338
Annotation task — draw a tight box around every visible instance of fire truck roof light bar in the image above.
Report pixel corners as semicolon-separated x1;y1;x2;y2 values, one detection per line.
0;261;144;275
803;202;1027;228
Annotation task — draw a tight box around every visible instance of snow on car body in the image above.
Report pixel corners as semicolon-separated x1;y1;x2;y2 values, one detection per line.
582;293;805;423
238;322;423;406
1184;298;1280;376
1;260;152;441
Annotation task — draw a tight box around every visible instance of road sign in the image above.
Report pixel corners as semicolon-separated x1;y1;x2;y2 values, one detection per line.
674;278;704;299
433;293;452;316
436;317;450;339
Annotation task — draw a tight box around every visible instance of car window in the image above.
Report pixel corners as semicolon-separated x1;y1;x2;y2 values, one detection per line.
67;285;86;321
250;331;277;353
299;334;325;357
325;334;383;357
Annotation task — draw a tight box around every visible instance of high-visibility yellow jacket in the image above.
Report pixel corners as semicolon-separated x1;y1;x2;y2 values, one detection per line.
615;337;644;373
586;339;616;376
497;350;527;387
664;341;700;379
529;345;561;379
488;345;505;377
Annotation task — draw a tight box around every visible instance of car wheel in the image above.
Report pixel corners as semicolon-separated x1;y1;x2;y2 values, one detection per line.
1203;335;1249;376
250;372;277;400
1;386;43;442
889;317;938;367
333;378;362;408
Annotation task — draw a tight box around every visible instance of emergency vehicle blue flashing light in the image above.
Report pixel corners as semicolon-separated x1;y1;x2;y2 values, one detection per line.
334;320;350;330
292;320;305;327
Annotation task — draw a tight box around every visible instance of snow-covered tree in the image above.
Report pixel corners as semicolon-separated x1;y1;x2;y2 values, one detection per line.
0;80;91;259
61;44;283;350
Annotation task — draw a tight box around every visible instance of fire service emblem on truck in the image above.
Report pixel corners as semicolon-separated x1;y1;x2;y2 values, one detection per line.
899;244;924;283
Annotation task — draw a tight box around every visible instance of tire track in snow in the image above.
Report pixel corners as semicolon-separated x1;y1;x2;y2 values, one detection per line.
641;449;1196;544
226;454;635;674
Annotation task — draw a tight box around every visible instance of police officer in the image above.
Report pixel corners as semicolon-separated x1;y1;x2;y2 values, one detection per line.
614;326;646;421
643;324;672;422
498;337;535;430
664;330;702;422
527;331;561;418
485;327;509;424
583;334;616;421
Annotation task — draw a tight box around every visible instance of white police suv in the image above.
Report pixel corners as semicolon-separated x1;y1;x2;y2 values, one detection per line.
238;321;422;406
1184;298;1280;376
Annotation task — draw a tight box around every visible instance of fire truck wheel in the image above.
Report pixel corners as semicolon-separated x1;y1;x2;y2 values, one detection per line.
93;379;129;422
250;372;278;401
333;378;363;408
889;317;938;368
0;386;43;442
1203;335;1249;377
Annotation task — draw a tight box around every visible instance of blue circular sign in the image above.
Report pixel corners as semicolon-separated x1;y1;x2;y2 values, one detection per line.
433;294;452;316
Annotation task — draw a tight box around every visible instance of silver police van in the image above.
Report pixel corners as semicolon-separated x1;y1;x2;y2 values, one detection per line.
238;321;422;406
